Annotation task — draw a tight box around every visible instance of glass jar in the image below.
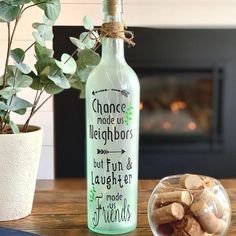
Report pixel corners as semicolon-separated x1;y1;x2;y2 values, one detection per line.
148;174;231;236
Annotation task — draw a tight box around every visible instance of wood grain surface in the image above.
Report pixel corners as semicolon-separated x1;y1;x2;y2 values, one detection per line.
0;179;235;236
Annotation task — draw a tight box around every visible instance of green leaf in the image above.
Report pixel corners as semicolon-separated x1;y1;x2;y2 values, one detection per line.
8;75;33;88
5;0;31;5
76;49;100;70
13;108;26;115
83;16;94;31
10;48;25;63
0;87;20;99
80;32;96;49
9;120;19;134
45;0;61;21
0;76;3;86
40;66;50;77
30;76;44;90
31;0;47;10
7;96;32;111
0;2;20;22
77;65;95;83
69;76;84;89
70;80;84;90
6;65;17;77
48;70;70;89
0;110;5;117
33;31;45;47
32;22;43;29
35;43;54;59
0;66;16;85
43;14;55;26
34;57;55;74
1;65;26;87
7;77;15;87
14;62;31;74
44;83;63;94
55;53;77;74
69;37;85;50
38;24;53;40
80;87;85;99
0;101;9;111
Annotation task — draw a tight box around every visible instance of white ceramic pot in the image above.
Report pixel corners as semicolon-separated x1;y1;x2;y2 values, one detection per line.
0;126;43;221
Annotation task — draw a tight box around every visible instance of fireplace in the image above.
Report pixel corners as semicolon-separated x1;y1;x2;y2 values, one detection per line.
139;68;222;142
53;27;236;178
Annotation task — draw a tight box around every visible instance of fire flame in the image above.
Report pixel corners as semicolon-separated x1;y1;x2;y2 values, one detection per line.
170;100;187;113
188;122;197;130
140;102;144;110
162;121;172;130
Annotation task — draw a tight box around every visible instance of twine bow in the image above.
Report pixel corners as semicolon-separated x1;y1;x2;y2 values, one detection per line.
99;22;135;47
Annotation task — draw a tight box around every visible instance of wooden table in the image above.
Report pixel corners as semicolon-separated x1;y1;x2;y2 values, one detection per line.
0;179;235;235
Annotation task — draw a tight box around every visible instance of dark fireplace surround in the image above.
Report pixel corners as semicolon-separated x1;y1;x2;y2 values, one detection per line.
53;27;236;178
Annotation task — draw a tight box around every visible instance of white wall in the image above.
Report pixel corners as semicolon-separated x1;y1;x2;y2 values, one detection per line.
1;0;236;179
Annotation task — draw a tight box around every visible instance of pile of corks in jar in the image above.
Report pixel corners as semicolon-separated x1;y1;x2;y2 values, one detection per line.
151;174;230;236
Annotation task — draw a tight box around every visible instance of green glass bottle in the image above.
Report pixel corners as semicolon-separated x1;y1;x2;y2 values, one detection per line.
86;0;140;234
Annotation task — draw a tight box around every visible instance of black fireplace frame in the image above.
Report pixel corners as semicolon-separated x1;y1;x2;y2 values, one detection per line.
137;65;224;151
53;27;236;178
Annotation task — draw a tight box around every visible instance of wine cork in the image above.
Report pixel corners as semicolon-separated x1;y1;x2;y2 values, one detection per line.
198;189;228;218
104;0;122;16
172;215;205;236
191;200;227;234
154;191;193;207
159;180;183;193
152;203;185;225
180;174;203;190
189;185;205;200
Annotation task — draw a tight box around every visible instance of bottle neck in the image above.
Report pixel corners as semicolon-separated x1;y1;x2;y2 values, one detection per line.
100;11;125;64
101;38;125;63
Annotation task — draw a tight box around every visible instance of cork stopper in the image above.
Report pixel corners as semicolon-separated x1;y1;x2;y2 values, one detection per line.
179;174;203;190
152;203;185;225
191;200;227;234
103;0;123;16
191;199;208;216
172;215;205;236
154;191;193;207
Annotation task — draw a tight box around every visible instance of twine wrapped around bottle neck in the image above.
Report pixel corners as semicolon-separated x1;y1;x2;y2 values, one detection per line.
100;22;135;47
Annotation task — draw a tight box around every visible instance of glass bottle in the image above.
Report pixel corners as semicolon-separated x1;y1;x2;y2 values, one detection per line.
85;0;140;234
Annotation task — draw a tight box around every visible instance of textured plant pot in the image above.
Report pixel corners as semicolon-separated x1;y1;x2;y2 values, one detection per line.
0;126;43;221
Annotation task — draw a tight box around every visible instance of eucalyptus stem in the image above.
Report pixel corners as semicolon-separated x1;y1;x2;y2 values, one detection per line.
1;15;21;133
23;41;36;58
0;115;3;133
2;111;10;132
32;94;53;116
93;42;101;52
22;88;43;132
22;90;53;133
2;23;11;88
2;9;23;89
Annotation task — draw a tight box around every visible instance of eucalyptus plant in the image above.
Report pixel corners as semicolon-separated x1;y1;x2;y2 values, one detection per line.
0;0;100;134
